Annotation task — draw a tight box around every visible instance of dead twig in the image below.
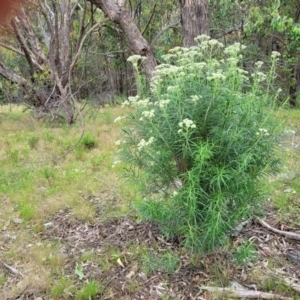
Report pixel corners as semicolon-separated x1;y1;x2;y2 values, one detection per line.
257;218;300;241
201;286;293;299
1;259;24;277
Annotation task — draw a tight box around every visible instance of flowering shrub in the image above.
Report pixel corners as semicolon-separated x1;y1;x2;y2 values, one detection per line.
116;35;281;252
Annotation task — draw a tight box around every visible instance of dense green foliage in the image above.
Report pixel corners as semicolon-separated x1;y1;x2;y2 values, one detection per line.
118;36;281;252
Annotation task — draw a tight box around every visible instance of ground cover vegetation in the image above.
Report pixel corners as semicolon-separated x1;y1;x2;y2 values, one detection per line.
1;0;300;299
1;103;300;299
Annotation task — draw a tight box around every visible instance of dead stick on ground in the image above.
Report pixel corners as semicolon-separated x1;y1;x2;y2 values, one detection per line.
201;286;293;300
257;218;300;240
0;259;24;277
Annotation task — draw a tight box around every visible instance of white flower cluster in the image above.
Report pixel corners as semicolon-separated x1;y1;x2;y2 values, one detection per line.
139;109;155;121
271;51;281;59
137;137;155;151
256;128;269;136
155;65;183;77
227;57;239;65
121;95;140;107
194;62;207;69
224;43;246;56
121;96;153;109
178;118;196;133
190;95;201;102
207;70;226;81
161;54;176;62
251;71;267;82
169;46;185;54
127;55;147;69
155;99;170;108
194;35;211;43
194;37;224;50
255;61;264;69
135;98;151;108
237;68;249;75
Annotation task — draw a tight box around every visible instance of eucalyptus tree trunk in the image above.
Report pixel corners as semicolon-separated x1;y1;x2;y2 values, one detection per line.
89;0;157;79
179;0;210;47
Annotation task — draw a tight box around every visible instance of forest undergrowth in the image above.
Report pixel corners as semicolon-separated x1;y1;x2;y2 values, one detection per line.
0;104;300;299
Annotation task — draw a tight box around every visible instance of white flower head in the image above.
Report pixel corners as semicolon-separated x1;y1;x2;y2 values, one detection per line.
251;71;267;82
255;61;264;69
207;71;226;81
194;34;211;43
178;118;196;132
137;137;155;151
224;43;246;56
190;95;200;102
127;55;147;64
121;100;130;107
208;39;224;48
256;128;269;136
156;99;171;108
169;46;184;54
141;109;155;119
271;51;281;59
136;98;151;108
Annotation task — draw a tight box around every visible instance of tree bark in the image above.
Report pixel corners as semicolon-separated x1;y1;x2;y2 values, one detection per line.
179;0;210;47
89;0;157;78
0;0;80;124
289;59;300;107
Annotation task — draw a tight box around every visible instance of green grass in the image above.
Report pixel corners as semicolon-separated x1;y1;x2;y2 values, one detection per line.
76;281;102;300
232;241;257;266
140;250;180;275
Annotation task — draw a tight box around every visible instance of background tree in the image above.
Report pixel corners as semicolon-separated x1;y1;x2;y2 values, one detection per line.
0;0;102;123
180;0;209;47
89;0;158;79
208;0;300;106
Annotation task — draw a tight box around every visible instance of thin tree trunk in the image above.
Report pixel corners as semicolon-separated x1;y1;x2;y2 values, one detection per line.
89;0;157;78
289;59;300;107
179;0;209;47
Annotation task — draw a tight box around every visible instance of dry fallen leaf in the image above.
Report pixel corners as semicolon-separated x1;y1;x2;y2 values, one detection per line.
126;270;135;279
117;257;125;268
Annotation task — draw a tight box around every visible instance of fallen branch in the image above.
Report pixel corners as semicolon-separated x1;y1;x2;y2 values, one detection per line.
201;286;292;300
257;218;300;241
